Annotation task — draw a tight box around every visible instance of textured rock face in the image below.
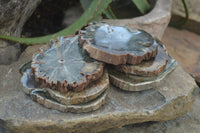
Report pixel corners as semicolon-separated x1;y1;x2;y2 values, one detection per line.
0;45;198;133
0;44;21;64
103;93;200;133
0;0;41;64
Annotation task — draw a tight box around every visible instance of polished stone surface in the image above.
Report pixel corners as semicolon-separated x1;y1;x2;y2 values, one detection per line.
0;0;41;64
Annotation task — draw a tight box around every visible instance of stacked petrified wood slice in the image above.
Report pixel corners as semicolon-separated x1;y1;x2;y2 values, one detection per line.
79;22;177;91
22;36;109;113
21;22;177;113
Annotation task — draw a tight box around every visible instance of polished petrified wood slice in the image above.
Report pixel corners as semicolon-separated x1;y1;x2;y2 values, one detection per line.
30;89;107;113
108;57;177;91
113;41;168;77
79;22;158;65
21;66;108;113
31;36;104;92
30;88;108;113
46;69;109;105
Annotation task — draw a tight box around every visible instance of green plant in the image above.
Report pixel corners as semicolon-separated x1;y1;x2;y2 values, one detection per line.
0;0;187;45
0;0;152;45
0;0;112;44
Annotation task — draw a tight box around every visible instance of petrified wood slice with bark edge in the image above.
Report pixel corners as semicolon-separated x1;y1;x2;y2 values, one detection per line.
46;69;109;105
113;40;168;77
31;36;104;93
79;22;158;65
21;64;109;113
108;56;178;91
30;89;107;113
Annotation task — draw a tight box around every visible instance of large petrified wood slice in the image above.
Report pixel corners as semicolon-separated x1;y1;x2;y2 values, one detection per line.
108;56;177;91
79;22;158;65
46;69;109;105
113;40;168;77
21;66;108;113
30;89;108;113
31;36;104;92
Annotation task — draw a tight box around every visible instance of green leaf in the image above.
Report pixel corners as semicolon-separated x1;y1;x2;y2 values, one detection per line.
80;0;116;21
132;0;150;14
80;0;91;10
80;0;102;21
0;0;112;45
103;6;116;19
90;14;102;22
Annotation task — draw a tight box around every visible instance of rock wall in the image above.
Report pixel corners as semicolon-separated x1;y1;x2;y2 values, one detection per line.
0;0;41;64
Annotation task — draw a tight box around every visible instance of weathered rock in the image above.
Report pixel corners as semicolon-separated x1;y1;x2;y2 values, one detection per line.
0;44;21;64
79;22;158;65
103;0;172;40
0;45;198;133
102;92;200;133
163;27;200;85
114;43;168;77
0;0;41;64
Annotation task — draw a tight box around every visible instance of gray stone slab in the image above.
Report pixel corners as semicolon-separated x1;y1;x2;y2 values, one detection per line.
0;45;198;133
102;93;200;133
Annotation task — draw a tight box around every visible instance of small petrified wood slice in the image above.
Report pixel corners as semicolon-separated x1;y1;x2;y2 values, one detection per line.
46;69;109;105
108;57;177;91
30;89;108;113
114;41;168;77
79;22;158;65
31;36;104;92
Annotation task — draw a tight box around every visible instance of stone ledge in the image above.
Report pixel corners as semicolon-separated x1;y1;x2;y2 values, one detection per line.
0;44;198;133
